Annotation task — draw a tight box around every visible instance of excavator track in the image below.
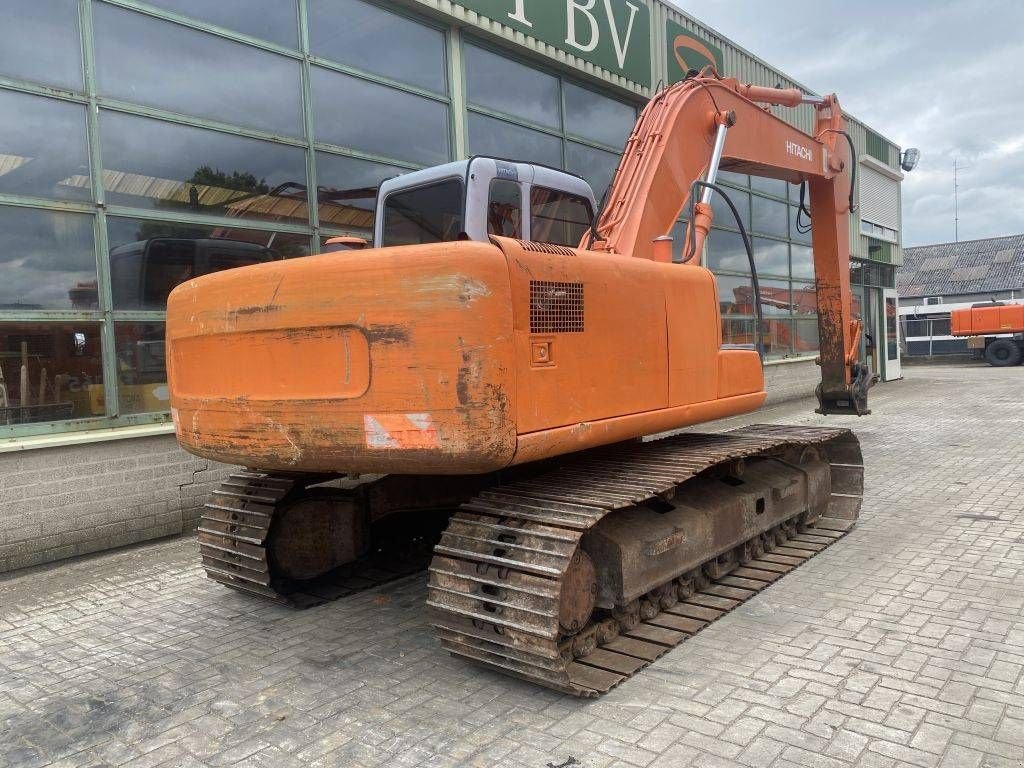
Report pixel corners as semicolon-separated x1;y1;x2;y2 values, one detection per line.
427;424;863;696
197;473;441;608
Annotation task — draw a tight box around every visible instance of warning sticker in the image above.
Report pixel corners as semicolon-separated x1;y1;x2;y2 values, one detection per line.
364;413;440;449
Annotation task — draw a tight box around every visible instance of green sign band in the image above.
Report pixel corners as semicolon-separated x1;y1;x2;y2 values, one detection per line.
666;20;724;85
458;0;652;87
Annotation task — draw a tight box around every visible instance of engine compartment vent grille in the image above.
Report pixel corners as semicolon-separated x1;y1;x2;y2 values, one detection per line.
517;240;578;258
530;281;584;333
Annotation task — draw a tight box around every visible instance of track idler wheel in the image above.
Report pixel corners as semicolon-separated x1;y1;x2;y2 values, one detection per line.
268;489;368;582
559;549;597;636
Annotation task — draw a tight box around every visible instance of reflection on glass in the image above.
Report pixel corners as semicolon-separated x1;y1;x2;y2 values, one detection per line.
722;318;755;347
790;204;812;244
566;142;619;202
710;188;749;231
705;229;749;273
311;67;449;166
316;152;404;236
790;281;817;317
751;175;788;198
717;170;748;187
793;317;820;354
468;113;562;169
0;323;104;424
564;83;635;148
381;179;463;246
751;196;788;238
115;323;169;415
141;0;299;48
93;4;303;136
761;318;793;359
0;90;90;201
0;207;96;311
465;45;560;129
309;0;445;93
0;0;82;90
530;187;592;247
106;217;309;310
791;244;814;279
753;237;789;277
101;111;309;225
717;276;790;317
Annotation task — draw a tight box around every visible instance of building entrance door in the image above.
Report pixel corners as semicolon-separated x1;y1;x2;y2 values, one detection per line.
882;288;902;380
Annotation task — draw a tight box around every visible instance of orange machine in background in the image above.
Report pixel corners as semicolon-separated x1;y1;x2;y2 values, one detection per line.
167;73;871;696
951;302;1024;366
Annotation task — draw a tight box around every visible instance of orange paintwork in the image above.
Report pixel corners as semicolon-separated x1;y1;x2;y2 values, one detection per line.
950;304;1024;336
167;75;862;475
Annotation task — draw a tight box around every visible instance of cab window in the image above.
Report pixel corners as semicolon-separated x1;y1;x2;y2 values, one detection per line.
382;179;464;247
487;179;522;238
530;186;593;247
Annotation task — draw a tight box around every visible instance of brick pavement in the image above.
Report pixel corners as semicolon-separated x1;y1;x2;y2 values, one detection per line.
1;364;1022;768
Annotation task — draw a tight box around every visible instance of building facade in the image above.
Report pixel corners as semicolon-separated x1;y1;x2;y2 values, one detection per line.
0;0;904;572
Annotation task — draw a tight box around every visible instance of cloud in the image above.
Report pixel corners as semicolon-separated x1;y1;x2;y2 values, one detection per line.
669;0;1024;246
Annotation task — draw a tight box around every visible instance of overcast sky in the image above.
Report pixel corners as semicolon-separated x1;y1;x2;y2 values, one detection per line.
671;0;1024;247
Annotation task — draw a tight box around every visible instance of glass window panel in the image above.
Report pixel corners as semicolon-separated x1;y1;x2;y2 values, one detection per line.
705;229;749;274
790;281;817;317
670;220;687;263
309;0;445;93
464;45;560;129
790;204;812;244
530;187;592;247
791;244;815;280
759;279;792;317
0;91;90;202
468;113;562;169
487;179;522;238
93;4;303;136
0;207;96;311
722;318;756;347
751;196;788;238
564;83;635;148
0;0;82;90
316;153;404;238
381;179;464;246
793;317;820;355
762;318;793;359
312;67;449;166
114;323;170;415
710;188;749;232
717;275;790;318
566;142;619;202
717;170;748;187
751;175;788;198
753;237;789;277
100;111;309;225
141;0;298;48
0;323;105;424
717;274;752;316
106;217;309;310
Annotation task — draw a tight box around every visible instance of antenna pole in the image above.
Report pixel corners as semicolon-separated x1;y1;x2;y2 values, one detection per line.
954;158;959;243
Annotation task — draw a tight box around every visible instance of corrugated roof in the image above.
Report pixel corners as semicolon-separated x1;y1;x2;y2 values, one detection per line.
897;234;1024;298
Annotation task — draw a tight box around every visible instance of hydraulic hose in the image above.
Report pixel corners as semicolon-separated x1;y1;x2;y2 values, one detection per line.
686;180;764;359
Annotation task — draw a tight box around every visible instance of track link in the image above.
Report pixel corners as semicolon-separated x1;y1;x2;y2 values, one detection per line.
197;473;436;608
427;424;863;696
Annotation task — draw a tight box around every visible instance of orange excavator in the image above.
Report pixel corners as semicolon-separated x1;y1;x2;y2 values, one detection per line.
166;73;870;696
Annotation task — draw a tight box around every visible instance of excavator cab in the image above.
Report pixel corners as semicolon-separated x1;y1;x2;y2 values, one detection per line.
372;157;597;248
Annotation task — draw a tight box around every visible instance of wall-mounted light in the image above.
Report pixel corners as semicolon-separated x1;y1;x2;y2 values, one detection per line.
901;148;921;172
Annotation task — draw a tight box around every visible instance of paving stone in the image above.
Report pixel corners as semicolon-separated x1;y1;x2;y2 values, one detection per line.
2;365;1024;768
